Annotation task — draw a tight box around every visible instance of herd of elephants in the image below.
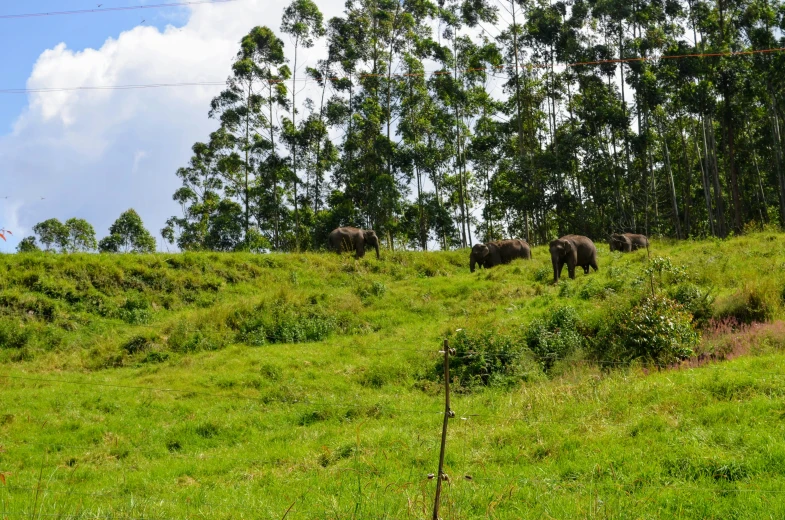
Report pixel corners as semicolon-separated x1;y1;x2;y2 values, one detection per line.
328;227;650;283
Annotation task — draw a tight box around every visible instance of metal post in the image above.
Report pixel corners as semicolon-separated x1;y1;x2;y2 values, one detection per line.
433;339;454;520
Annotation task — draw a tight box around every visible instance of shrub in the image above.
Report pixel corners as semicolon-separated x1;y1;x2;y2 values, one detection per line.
438;329;542;391
0;319;32;349
230;298;338;346
533;266;552;283
716;285;776;325
524;307;584;369
593;295;699;365
669;283;714;328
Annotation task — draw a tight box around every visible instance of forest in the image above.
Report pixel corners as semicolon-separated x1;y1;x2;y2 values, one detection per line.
146;0;785;254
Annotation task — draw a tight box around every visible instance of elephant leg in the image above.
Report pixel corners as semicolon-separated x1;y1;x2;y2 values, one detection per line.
355;240;365;259
583;265;589;274
568;260;576;279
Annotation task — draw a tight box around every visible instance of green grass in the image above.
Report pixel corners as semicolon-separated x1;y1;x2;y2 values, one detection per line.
3;234;785;518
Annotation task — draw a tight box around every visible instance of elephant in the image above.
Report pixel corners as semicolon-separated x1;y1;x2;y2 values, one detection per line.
549;235;598;283
470;239;531;273
624;233;650;252
609;233;633;252
328;227;380;259
610;233;649;253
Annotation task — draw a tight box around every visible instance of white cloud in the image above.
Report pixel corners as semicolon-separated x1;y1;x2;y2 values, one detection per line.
0;0;344;252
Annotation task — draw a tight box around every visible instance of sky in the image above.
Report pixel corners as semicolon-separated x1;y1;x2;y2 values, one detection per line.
0;0;345;253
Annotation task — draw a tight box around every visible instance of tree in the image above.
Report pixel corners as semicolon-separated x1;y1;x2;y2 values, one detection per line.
32;219;68;252
16;236;39;253
99;209;156;253
64;218;97;252
281;0;325;250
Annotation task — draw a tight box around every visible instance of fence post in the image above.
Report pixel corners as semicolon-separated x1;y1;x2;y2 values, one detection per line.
433;339;454;520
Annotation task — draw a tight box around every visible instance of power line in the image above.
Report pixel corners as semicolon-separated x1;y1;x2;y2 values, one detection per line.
3;46;782;95
0;0;237;20
0;81;226;95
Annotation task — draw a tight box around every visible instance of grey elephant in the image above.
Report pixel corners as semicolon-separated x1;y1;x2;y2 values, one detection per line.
610;233;649;253
470;239;531;273
609;233;633;252
549;234;598;283
328;227;380;259
624;233;649;252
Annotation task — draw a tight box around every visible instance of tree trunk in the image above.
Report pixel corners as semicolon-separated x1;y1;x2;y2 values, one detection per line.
658;116;681;239
704;116;726;237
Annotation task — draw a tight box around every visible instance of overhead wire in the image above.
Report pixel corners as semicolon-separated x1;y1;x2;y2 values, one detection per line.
0;0;237;20
1;46;784;94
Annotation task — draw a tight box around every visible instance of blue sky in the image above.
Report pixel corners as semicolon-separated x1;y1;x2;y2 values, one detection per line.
0;2;189;132
0;0;288;253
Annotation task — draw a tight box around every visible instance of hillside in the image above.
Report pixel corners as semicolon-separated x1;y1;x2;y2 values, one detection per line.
2;235;785;518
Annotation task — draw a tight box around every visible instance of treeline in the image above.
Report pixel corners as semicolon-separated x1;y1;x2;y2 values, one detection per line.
17;209;157;254
161;0;785;253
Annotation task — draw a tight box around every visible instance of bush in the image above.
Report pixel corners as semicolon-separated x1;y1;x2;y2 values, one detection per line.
230;298;338;346
669;283;714;328
593;295;699;365
524;307;584;369
0;319;33;349
439;329;542;391
717;285;776;325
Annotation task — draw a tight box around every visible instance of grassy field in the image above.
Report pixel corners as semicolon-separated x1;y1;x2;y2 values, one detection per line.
3;234;785;518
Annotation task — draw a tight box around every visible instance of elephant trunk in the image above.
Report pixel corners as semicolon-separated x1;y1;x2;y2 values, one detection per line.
374;242;380;259
470;257;476;273
552;257;559;283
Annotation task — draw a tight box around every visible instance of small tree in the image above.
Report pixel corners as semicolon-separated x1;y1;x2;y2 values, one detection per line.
32;219;68;251
16;236;40;253
64;218;97;252
99;209;156;253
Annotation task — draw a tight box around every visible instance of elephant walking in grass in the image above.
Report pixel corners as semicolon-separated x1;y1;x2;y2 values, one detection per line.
470;239;531;273
610;233;632;252
328;227;380;259
610;233;649;253
549;235;598;283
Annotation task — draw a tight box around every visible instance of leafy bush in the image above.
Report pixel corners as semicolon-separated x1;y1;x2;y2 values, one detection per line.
116;293;152;324
593;295;699;365
0;319;32;349
439;329;542;391
230;298;338;346
669;283;714;328
716;285;776;325
533;266;552;283
524;307;584;369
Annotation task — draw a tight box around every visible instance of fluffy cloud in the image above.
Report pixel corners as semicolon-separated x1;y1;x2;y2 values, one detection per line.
0;0;343;252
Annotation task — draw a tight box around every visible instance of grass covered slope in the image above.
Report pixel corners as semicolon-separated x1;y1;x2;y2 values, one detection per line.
2;234;785;518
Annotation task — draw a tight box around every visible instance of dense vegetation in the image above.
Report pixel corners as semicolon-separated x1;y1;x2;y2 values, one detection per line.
3;235;785;517
145;0;785;253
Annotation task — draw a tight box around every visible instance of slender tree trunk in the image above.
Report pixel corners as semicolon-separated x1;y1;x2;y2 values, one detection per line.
269;83;279;249
704;116;726;237
694;121;715;236
769;103;785;228
245;81;251;247
658;116;681;238
678;116;693;236
292;36;300;251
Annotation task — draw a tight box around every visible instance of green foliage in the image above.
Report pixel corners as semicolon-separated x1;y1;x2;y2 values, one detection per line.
525;307;585;369
716;285;777;325
441;329;542;391
99;209;156;253
594;295;700;365
669;283;715;328
16;236;40;253
229;298;338;345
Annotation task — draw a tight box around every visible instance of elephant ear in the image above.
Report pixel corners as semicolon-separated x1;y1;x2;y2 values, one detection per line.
363;230;375;240
564;240;574;253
